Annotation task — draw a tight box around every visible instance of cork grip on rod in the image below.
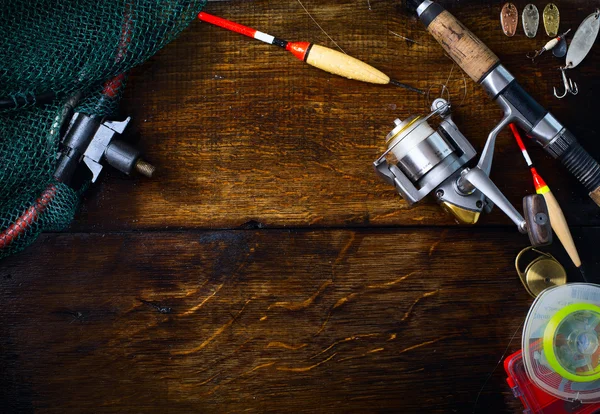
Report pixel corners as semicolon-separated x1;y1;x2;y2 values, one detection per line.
591;188;600;207
426;10;500;83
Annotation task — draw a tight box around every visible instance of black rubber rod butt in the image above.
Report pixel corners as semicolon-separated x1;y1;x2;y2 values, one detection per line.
560;141;600;206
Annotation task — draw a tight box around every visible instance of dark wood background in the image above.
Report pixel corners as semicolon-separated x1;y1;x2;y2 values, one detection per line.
2;0;600;412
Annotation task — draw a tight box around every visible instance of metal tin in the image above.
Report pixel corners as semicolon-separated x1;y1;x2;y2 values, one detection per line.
501;3;519;37
522;4;539;38
543;3;560;37
515;247;566;297
566;10;600;69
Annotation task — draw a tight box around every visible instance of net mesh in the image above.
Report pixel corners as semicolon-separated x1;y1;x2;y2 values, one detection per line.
0;0;206;259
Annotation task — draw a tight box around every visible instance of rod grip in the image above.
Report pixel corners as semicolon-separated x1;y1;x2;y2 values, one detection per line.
422;8;500;82
559;142;600;208
543;128;600;207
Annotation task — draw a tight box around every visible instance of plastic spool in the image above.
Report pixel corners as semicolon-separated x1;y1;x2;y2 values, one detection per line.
523;284;600;403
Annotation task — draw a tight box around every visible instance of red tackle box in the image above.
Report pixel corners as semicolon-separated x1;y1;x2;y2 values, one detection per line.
504;349;600;414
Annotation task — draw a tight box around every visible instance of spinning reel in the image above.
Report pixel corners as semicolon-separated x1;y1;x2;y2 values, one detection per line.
374;99;552;247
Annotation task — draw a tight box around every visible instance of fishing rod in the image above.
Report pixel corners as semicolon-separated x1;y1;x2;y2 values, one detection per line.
197;12;424;95
406;0;600;208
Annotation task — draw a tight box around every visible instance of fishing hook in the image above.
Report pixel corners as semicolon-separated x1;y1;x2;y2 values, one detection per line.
526;49;544;62
553;67;578;99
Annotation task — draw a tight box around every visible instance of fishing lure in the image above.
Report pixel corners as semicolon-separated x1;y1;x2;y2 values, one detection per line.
552;35;568;58
543;3;560;37
522;4;539;38
554;10;600;98
526;29;570;62
501;3;518;37
565;10;600;70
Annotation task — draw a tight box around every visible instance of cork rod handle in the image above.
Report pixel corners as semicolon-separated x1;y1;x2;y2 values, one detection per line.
425;10;500;83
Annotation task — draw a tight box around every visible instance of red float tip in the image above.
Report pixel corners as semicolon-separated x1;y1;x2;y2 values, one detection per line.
509;123;527;151
530;167;548;192
286;41;311;61
198;12;258;39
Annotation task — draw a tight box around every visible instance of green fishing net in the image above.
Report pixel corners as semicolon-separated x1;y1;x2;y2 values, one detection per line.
0;0;206;259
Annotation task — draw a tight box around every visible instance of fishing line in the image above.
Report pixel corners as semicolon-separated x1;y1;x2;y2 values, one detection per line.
425;63;468;109
426;83;450;106
296;0;347;55
293;1;426;92
442;62;455;95
388;30;419;44
425;63;453;106
457;75;468;107
425;63;454;107
472;320;524;413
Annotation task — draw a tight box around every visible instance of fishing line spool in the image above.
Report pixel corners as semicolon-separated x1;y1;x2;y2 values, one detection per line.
523;284;600;403
374;99;553;246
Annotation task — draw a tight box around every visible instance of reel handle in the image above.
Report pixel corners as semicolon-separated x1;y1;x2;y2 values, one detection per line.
462;168;553;246
523;194;553;247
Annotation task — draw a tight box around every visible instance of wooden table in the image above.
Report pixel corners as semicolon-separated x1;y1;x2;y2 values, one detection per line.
2;0;600;412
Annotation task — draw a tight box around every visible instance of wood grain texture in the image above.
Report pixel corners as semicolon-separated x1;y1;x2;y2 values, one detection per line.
3;1;600;413
0;228;591;413
2;228;599;413
68;0;600;231
427;10;500;82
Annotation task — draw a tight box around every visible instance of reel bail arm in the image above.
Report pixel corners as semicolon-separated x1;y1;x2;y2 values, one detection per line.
460;96;552;246
374;98;552;247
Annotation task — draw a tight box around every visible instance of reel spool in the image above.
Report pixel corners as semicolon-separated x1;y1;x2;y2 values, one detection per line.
523;284;600;403
373;99;485;224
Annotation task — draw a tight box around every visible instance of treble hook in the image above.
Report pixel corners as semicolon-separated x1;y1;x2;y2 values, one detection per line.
553;67;579;99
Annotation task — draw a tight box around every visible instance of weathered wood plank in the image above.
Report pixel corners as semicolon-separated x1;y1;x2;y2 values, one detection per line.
69;0;600;231
1;228;598;412
3;1;600;413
